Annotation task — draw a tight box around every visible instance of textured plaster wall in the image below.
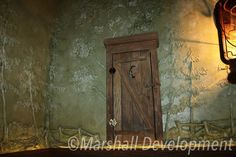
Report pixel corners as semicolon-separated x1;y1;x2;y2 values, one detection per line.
0;0;59;153
49;0;236;143
1;0;236;154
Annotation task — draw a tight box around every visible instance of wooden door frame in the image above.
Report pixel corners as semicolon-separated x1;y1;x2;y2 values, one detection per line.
104;32;163;142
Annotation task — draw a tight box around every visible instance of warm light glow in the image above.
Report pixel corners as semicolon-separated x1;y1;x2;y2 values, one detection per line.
222;0;236;59
226;29;236;58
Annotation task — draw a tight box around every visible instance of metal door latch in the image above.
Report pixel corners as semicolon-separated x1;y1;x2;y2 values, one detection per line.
109;119;117;127
109;67;116;74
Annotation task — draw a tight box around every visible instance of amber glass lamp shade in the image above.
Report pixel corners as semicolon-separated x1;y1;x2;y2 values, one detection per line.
214;0;236;84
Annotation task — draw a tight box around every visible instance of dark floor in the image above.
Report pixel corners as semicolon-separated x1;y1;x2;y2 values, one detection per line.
0;148;236;157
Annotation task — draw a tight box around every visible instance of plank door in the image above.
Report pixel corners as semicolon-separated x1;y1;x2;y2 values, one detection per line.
105;32;163;143
112;50;156;142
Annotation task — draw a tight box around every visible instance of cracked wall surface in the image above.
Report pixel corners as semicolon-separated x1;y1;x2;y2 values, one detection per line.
1;0;236;154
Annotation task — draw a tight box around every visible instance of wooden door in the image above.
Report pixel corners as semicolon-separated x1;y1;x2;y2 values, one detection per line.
104;32;163;143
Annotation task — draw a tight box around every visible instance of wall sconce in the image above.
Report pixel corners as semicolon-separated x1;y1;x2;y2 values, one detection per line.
214;0;236;84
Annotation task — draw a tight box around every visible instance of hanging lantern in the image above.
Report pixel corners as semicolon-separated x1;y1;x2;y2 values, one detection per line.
214;0;236;84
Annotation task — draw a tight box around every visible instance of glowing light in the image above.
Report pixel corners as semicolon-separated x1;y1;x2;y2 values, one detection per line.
215;0;236;83
221;0;236;59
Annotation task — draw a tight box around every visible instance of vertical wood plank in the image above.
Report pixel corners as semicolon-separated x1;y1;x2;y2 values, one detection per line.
113;60;122;132
150;46;163;141
106;46;114;141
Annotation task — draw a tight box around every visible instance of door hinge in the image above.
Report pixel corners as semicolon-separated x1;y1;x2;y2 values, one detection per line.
145;82;161;89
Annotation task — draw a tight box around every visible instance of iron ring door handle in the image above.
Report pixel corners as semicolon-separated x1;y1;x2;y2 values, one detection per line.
109;67;116;74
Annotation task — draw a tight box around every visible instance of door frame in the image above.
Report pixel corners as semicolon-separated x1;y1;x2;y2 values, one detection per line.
104;32;163;142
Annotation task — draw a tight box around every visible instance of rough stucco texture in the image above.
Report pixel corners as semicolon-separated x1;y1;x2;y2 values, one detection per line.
1;0;236;154
0;0;59;153
49;0;236;141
